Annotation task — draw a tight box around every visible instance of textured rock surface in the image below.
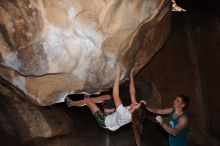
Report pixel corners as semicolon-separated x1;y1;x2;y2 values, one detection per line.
0;83;73;141
0;0;171;105
137;12;220;146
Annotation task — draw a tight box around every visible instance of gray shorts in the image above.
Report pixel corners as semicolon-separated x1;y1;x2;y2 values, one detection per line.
93;110;108;128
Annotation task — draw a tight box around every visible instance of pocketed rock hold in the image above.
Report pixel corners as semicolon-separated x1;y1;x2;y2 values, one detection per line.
0;0;172;106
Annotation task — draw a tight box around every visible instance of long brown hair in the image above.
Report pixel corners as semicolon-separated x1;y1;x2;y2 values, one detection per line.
132;102;156;146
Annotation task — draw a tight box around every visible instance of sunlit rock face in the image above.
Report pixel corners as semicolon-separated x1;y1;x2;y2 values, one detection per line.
0;0;171;105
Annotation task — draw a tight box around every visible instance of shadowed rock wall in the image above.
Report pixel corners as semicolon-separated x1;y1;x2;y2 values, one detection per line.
0;83;73;142
137;12;220;145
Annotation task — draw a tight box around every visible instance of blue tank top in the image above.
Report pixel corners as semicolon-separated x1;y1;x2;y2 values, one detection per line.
169;110;188;146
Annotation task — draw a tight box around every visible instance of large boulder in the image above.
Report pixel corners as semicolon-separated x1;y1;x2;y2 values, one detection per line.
0;0;171;105
0;83;73;141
